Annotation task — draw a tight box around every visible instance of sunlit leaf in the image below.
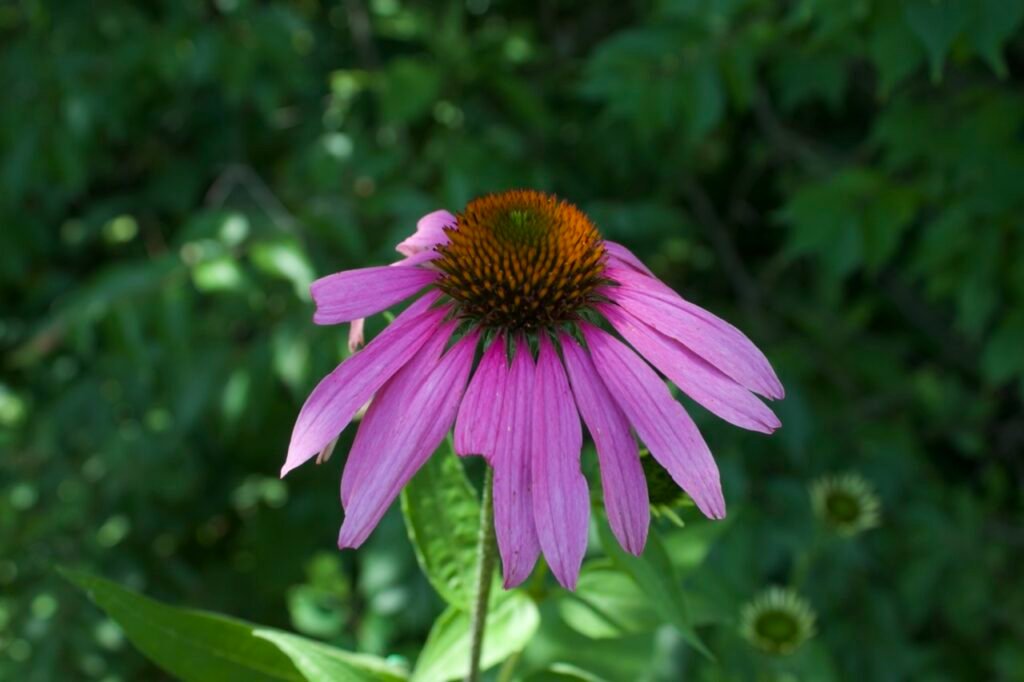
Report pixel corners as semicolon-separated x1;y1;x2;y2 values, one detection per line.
412;592;539;682
61;569;403;682
401;443;485;609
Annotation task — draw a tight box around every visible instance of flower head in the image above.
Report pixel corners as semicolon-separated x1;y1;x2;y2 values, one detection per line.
739;587;817;655
283;189;784;590
810;473;881;537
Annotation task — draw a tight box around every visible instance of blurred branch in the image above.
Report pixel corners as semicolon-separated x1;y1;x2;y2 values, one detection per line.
751;86;832;174
344;0;380;69
879;271;978;376
205;164;298;235
680;174;762;312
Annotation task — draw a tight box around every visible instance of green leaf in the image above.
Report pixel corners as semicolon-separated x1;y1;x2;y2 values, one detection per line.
254;630;406;682
970;0;1024;76
412;592;540;682
401;442;485;609
525;662;611;682
379;58;442;125
557;562;659;639
597;521;711;658
981;311;1024;385
61;568;404;682
250;240;315;300
903;0;971;82
870;3;925;96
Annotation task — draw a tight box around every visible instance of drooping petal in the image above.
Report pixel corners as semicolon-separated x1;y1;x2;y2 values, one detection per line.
531;335;588;590
454;335;507;461
604;240;654;276
600;303;781;434
603;265;784;400
560;332;649;556
310;265;438;325
492;336;541;588
340;319;458;507
337;328;478;548
282;292;446;477
582;323;726;520
396;209;455;257
347;318;365;354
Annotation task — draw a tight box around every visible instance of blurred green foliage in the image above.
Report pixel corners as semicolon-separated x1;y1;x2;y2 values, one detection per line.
2;0;1024;680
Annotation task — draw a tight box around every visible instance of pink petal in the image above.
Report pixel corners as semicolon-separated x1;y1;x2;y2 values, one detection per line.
604;240;654;276
337;328;478;548
396;209;455;257
282;292;446;477
492;336;541;588
311;265;438;326
603;265;784;400
531;335;588;590
347;318;366;354
582;323;726;520
454;336;508;461
340;319;458;507
560;332;649;556
599;303;781;434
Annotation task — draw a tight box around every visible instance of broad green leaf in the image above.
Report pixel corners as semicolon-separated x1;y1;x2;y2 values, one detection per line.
412;592;539;682
557;562;659;639
903;0;971;82
597;521;711;658
401;443;484;608
254;630;406;682
61;569;402;682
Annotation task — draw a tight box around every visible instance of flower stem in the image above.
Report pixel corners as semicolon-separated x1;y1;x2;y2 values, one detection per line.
466;467;497;682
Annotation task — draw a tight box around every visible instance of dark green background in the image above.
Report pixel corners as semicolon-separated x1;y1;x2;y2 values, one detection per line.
2;0;1023;680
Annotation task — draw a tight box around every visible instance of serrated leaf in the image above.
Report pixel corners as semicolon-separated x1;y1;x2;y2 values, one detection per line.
903;0;971;82
61;568;403;682
870;3;925;96
596;521;711;658
412;592;539;682
970;0;1024;76
400;443;484;608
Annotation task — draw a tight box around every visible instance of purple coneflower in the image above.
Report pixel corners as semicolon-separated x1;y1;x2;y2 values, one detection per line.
283;189;783;590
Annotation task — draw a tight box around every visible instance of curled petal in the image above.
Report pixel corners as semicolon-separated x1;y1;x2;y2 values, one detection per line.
560;332;648;555
347;318;366;354
396;209;455;257
582;323;725;520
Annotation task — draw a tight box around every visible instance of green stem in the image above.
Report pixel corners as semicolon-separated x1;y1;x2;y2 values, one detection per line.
466;468;497;682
